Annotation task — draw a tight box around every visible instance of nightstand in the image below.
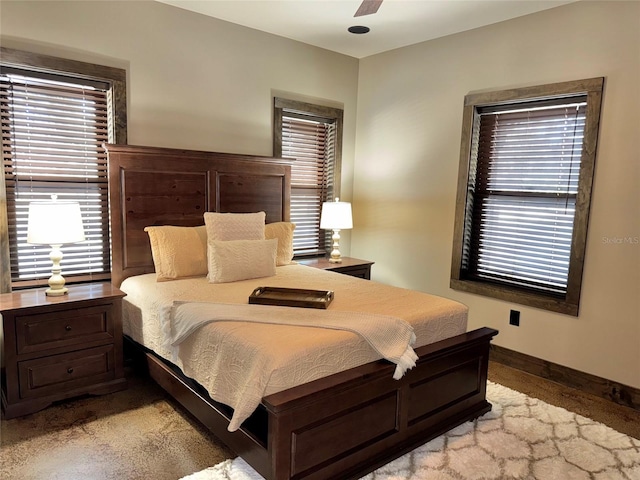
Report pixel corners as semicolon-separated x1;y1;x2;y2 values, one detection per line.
299;257;374;280
0;282;127;419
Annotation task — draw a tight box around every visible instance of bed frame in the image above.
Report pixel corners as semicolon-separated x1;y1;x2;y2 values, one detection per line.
105;143;498;480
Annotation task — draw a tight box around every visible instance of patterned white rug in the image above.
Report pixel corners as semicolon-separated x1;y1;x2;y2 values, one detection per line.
181;382;640;480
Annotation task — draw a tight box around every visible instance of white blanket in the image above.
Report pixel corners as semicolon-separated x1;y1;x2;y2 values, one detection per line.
171;301;418;380
120;266;469;432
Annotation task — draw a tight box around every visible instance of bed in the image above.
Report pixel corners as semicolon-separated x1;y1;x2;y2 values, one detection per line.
105;143;498;480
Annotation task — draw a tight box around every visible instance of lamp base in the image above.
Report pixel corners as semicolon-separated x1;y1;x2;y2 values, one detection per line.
45;286;69;296
45;244;68;296
329;229;343;263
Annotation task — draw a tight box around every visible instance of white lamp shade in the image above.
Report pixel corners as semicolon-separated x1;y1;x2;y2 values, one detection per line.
320;199;353;230
27;199;86;245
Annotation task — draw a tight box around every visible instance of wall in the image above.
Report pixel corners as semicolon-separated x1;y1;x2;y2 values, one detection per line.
353;1;640;388
0;0;359;210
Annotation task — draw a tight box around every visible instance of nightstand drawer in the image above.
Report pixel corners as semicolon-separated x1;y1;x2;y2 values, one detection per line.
299;257;374;280
18;344;115;399
331;265;371;279
15;305;114;355
1;283;126;418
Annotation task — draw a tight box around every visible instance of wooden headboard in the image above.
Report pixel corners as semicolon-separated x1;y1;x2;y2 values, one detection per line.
105;144;291;287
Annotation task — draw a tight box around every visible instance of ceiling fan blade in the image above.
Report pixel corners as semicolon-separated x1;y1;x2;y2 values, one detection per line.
354;0;383;17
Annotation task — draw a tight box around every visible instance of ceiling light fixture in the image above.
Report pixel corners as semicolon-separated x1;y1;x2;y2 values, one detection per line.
348;25;370;34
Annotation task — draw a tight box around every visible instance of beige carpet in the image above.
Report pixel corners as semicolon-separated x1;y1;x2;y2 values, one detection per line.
181;382;640;480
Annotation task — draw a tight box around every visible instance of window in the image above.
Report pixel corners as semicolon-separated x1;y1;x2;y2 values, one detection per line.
0;48;126;292
451;78;604;315
273;97;343;257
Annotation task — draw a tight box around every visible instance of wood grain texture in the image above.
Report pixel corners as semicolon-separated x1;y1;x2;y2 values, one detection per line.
354;0;383;17
0;47;127;145
491;345;639;411
273;97;343;201
566;80;604;307
450;103;475;282
110;143;498;480
0;282;127;419
104;143;291;287
450;78;604;316
298;257;374;279
0;175;10;293
0;47;127;291
132;328;498;480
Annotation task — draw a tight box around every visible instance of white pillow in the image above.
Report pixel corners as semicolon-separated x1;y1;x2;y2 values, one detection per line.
264;222;296;266
144;225;208;281
208;238;277;283
204;211;265;241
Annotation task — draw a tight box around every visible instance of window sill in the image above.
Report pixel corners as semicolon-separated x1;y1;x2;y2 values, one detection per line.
450;278;579;316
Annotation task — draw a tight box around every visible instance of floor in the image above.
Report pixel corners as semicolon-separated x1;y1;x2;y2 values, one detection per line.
1;362;639;480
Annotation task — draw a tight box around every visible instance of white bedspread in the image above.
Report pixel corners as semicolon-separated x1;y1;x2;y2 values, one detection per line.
120;264;468;431
171;301;418;379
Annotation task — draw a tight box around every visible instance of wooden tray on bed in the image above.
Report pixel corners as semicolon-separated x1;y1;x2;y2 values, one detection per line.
249;286;334;309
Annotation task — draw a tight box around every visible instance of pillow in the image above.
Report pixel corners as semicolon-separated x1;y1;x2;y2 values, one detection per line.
204;211;265;241
208;238;277;283
264;222;296;266
144;225;208;281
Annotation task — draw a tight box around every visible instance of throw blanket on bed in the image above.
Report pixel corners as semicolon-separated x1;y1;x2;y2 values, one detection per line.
171;301;418;381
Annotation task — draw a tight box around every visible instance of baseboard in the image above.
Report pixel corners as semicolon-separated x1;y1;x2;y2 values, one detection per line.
490;345;640;411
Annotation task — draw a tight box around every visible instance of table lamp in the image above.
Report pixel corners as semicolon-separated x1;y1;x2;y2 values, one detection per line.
26;195;86;296
320;198;353;263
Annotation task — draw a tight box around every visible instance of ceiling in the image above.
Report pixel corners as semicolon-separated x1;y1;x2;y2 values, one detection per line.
156;0;576;59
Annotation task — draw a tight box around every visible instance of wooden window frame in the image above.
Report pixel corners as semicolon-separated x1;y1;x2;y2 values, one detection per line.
450;78;604;316
0;47;127;293
273;97;343;258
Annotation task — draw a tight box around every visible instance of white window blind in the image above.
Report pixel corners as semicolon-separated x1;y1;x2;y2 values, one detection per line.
1;69;111;285
465;98;587;295
281;113;336;256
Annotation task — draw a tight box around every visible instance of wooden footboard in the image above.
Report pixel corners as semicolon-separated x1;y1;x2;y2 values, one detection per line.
127;327;497;480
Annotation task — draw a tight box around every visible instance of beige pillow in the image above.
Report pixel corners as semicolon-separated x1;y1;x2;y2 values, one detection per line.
265;222;296;266
208;238;277;283
204;211;265;241
144;225;207;281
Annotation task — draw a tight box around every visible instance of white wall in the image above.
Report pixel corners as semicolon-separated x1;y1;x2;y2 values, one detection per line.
353;1;640;388
0;0;359;204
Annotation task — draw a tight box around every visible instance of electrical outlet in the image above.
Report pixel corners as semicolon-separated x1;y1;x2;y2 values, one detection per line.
509;310;520;326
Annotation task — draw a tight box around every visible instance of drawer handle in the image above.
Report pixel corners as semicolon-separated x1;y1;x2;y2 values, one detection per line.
67;368;74;374
65;325;72;331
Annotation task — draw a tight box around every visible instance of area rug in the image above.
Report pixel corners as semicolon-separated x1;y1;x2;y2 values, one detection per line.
180;382;640;480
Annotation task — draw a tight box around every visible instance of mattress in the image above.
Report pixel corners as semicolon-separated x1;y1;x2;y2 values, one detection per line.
120;264;468;430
